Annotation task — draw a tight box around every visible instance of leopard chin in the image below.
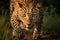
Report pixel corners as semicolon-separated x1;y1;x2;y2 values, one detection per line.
19;22;33;31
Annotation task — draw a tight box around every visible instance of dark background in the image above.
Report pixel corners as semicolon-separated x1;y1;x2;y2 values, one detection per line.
0;0;60;40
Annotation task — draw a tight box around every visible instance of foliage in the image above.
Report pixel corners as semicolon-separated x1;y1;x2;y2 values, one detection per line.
42;6;60;34
0;9;13;40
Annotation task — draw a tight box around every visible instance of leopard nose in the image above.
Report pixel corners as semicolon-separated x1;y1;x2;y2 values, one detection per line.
28;24;31;26
28;24;33;29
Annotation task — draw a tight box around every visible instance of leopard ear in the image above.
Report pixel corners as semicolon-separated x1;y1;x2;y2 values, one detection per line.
18;3;23;7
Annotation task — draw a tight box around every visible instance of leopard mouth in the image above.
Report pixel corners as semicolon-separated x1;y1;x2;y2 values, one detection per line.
19;21;34;30
24;24;34;31
27;24;34;29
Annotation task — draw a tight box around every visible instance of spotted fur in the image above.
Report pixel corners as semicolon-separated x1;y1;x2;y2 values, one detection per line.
10;0;44;40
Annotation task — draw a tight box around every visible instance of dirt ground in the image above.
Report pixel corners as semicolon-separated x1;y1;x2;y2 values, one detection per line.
22;32;60;40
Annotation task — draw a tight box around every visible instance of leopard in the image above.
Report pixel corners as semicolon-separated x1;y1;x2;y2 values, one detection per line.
10;0;44;40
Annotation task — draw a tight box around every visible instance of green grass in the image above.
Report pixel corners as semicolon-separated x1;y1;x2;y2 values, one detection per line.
0;10;13;40
42;6;60;34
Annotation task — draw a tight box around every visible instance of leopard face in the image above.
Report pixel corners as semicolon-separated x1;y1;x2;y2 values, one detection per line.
17;1;42;29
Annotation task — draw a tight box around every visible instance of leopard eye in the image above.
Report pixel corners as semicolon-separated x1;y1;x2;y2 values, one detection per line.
18;3;23;7
31;14;34;17
37;7;40;9
32;14;35;17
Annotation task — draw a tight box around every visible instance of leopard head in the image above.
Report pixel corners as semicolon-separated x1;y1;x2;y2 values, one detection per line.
17;0;42;30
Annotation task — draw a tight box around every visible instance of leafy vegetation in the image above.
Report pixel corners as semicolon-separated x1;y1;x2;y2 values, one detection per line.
42;6;60;34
